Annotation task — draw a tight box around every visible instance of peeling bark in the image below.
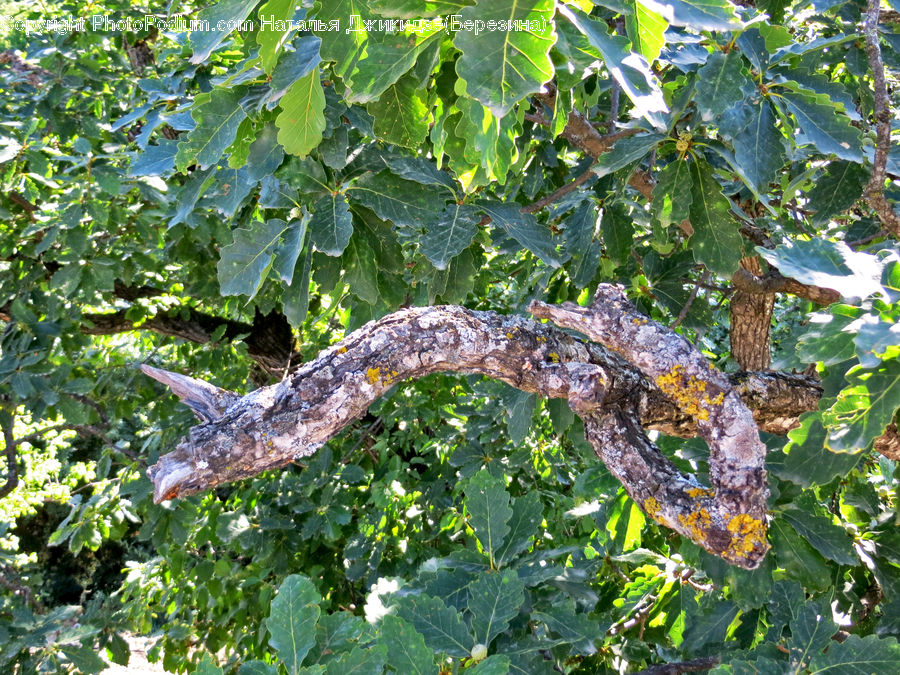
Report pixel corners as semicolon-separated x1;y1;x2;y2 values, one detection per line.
146;292;821;568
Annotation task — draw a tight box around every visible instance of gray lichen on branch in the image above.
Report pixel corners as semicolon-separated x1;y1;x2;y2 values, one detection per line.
145;290;820;568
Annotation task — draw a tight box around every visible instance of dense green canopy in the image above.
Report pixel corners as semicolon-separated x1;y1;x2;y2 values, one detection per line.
1;0;900;672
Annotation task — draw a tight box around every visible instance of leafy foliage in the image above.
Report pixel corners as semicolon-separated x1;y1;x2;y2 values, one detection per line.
1;0;899;672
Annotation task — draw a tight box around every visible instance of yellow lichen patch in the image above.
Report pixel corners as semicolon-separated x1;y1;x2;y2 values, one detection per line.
366;367;381;385
536;336;547;343
506;332;514;339
678;507;712;540
655;365;725;422
686;487;714;499
548;352;560;363
644;496;661;517
726;514;767;556
631;317;647;325
337;346;347;354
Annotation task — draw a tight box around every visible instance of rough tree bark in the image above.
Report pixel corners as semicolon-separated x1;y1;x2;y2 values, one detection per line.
730;257;774;370
143;286;823;569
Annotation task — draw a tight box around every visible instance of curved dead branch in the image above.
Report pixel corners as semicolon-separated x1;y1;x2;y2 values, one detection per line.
530;286;769;568
145;291;822;567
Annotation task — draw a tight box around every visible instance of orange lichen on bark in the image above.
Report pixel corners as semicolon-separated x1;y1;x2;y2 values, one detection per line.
644;496;661;517
655;365;725;422
678;506;712;540
686;487;714;499
365;367;381;385
726;514;768;556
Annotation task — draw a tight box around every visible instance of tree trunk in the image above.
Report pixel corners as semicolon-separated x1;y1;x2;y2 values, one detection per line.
730;256;775;370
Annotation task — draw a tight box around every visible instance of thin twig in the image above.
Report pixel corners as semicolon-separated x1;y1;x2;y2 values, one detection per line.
672;270;708;329
862;0;900;238
0;565;43;612
521;166;597;213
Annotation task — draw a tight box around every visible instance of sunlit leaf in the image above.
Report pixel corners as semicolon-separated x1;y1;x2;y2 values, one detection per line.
266;575;322;675
454;0;556;116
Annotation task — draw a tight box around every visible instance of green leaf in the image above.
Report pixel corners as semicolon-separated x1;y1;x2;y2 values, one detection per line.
467;655;511;674
496;491;543;567
688;158;741;277
60;643;109;672
776;86;863;162
309;193;353;256
269;36;323;106
823;360;900;452
593;133;665;178
779;414;863;488
284;246;313;327
468;569;525;645
781;498;857;565
532;602;605;655
189;0;259;64
396;594;473;657
240;661;279;675
314;0;370;79
732;100;785;191
805;161;869;224
276;71;326;157
796;307;860;366
466;470;513;565
351;172;447;229
433;247;478;304
130;141;177;177
757;239;883;301
454;0;556;116
342;234;380;305
503;388;536;445
346;30;440;104
266;575;322;675
811;634;900;674
377;615;438;675
652;159;693;231
476;201;562;267
421;203;481;270
769;33;859;66
218;218;293;298
366;72;430;148
855;314;900;368
787;601;836;671
625;0;668;62
324;644;387;674
601;203;635;265
694;51;752;122
562;8;667;119
176;89;248;172
273;217;308;284
379;155;459;196
635;0;742;31
246;123;286;181
770;518;831;593
682;601;739;654
257;0;297;74
455;98;521;181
